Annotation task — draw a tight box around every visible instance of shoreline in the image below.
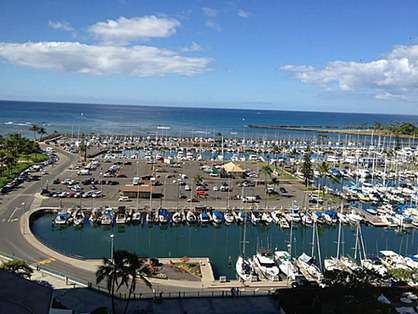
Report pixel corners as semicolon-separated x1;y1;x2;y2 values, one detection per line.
247;125;417;138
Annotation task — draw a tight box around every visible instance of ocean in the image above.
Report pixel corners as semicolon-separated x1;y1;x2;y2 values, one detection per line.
1;100;418;139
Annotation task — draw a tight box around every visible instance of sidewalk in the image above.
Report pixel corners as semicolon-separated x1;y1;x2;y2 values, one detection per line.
0;255;86;289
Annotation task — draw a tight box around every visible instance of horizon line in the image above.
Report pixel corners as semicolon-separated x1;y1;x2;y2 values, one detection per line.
1;98;418;118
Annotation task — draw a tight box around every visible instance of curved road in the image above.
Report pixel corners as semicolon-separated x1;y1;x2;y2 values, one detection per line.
0;148;203;294
0;147;102;284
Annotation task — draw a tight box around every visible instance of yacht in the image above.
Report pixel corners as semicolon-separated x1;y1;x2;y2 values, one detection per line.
199;211;211;224
297;253;323;282
274;251;299;281
236;256;256;281
54;211;69;225
361;257;387;277
224;211;235;224
212;210;224;224
131;211;142;224
261;212;273;224
172;211;182;224
116;212;127;224
250;211;261;225
159;208;170;224
252;250;280;281
186;210;197;223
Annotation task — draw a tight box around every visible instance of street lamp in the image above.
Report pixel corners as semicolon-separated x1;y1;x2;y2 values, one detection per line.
110;234;114;261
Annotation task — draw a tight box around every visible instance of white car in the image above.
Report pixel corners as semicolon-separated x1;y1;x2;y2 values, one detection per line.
184;185;191;191
118;196;130;202
213;186;219;191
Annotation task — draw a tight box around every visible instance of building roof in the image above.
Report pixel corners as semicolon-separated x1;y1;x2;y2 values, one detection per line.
222;162;244;173
120;184;154;193
0;269;53;314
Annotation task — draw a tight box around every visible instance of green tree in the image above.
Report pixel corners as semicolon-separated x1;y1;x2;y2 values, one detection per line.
301;147;313;187
193;174;204;186
79;137;87;162
0;259;33;279
30;124;40;140
38;127;47;140
96;250;152;314
260;165;273;209
120;252;151;314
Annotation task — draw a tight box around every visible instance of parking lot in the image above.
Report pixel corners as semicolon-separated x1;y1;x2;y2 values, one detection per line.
39;155;306;211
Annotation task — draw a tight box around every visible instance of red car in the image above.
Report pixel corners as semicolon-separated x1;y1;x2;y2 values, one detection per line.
196;191;208;196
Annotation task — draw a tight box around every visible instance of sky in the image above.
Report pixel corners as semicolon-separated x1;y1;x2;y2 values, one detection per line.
0;0;418;114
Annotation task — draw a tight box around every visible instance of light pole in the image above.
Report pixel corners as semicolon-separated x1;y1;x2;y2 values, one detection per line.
110;234;114;261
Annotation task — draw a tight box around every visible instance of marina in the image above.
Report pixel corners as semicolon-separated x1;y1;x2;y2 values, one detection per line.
32;209;417;282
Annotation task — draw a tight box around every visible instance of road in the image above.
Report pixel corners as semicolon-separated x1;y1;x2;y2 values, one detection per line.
0;146;285;296
0;147;211;294
0;147;102;284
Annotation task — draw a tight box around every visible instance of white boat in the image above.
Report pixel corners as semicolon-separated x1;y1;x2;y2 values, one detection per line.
101;215;113;225
131;211;142;224
274;251;299;281
54;212;69;225
261;212;273;224
271;210;281;224
116;213;127;224
278;216;290;229
347;212;363;224
297;253;323;282
186;210;197;223
361;257;387;277
250;211;261;224
252;250;280;281
236;256;255;281
301;213;313;225
145;212;154;224
379;250;412;271
235;210;245;223
199;211;211;224
337;212;349;224
172;212;182;224
324;257;343;272
224;211;235;224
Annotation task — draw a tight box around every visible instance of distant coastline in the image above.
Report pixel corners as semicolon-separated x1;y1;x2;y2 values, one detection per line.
247;124;418;138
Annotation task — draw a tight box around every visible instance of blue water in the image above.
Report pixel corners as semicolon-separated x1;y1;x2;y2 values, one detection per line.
32;214;418;279
2;100;418;139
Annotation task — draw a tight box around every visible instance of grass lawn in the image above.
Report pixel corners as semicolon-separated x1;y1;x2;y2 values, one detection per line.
0;153;48;189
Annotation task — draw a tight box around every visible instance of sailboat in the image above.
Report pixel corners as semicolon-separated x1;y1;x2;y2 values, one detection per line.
236;212;256;281
296;221;323;283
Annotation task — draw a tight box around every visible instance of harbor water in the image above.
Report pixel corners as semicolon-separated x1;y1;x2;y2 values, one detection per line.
32;213;417;279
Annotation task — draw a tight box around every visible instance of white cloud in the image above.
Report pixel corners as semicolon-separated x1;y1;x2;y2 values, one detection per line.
237;9;250;18
182;42;203;52
202;7;217;18
0;42;211;76
88;16;180;44
282;44;418;100
48;21;74;32
206;20;222;32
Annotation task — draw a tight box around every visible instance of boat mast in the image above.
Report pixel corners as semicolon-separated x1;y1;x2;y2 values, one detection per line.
336;202;343;259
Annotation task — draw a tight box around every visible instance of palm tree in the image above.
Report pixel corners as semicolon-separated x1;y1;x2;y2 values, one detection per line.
30;124;40;140
193;174;203;186
301;147;313;187
121;252;152;314
79;141;87;162
96;250;129;314
96;250;152;314
38;127;47;141
318;161;329;191
0;259;33;279
4;152;17;175
260;165;273;209
0;149;6;176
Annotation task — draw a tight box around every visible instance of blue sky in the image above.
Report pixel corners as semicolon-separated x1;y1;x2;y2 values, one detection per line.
0;0;418;114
